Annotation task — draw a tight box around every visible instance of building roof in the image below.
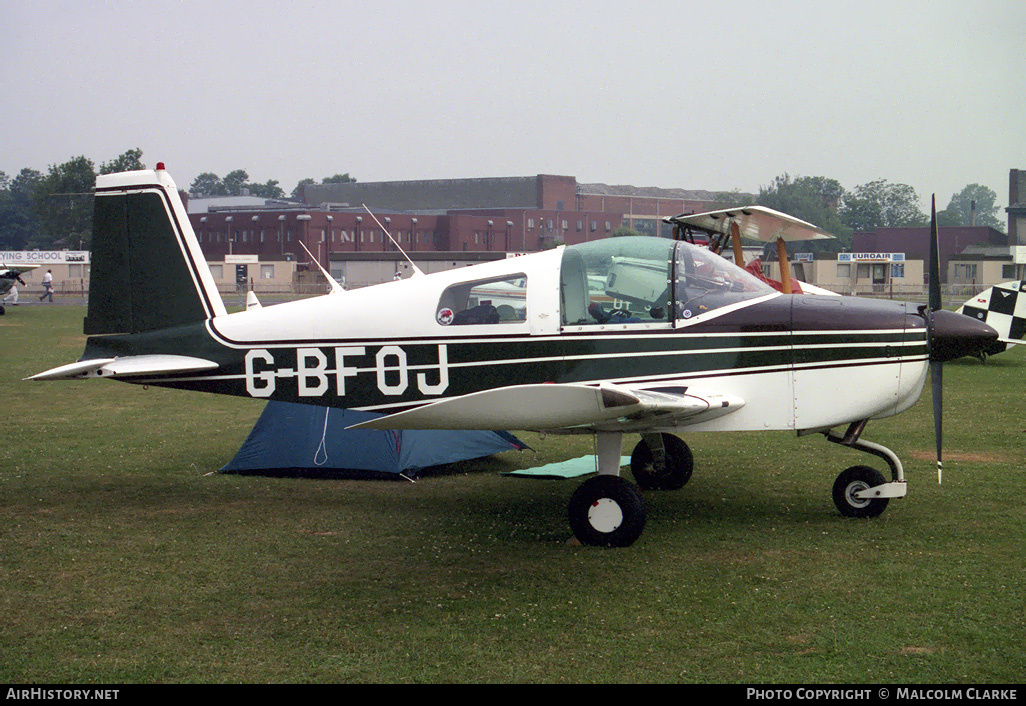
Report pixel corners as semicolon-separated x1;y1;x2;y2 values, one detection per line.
577;183;751;203
302;176;541;211
187;196;294;214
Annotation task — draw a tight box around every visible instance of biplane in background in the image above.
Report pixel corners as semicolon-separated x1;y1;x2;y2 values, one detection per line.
30;167;997;546
1;263;38;314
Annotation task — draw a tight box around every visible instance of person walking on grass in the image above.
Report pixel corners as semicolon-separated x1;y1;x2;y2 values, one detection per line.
39;269;54;302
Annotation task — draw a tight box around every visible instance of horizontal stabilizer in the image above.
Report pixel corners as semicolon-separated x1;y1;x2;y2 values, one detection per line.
27;355;218;381
350;382;745;433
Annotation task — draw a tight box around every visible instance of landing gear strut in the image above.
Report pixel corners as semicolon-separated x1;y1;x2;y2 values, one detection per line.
811;421;908;518
567;431;695;547
567;431;650;547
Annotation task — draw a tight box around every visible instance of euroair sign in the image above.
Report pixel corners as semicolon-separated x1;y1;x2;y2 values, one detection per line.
838;253;905;262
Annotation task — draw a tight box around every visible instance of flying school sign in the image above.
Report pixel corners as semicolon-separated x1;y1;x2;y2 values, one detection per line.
0;250;91;264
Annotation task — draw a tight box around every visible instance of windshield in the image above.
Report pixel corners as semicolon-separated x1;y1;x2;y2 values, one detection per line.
559;237;775;327
675;242;775;320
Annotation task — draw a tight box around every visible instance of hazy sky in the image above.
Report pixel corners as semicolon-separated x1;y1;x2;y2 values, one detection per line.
3;0;1024;212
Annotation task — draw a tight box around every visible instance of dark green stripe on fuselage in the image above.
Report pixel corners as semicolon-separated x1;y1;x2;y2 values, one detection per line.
86;295;928;412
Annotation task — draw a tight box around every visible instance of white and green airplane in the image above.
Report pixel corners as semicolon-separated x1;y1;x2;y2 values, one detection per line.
30;166;997;546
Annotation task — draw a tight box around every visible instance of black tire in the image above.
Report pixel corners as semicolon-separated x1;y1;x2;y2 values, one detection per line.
568;475;647;547
631;434;694;490
832;465;889;518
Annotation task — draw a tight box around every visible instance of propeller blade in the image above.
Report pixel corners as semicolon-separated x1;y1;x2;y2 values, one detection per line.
931;361;943;484
928;194;943;483
929;194;941;312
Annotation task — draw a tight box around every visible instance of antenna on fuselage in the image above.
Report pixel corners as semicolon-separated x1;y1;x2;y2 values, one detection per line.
298;240;345;295
362;204;424;277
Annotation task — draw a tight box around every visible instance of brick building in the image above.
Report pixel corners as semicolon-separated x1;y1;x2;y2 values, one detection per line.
188;173;735;287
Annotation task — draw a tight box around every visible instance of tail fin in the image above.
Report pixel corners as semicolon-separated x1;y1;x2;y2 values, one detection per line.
85;165;226;335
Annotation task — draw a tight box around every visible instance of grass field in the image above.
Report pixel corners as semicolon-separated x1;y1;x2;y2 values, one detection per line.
2;304;1023;684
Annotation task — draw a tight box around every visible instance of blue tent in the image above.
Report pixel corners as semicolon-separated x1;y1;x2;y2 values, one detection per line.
221;401;527;479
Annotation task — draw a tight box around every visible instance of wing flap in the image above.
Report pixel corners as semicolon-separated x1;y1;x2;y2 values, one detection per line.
349;382;745;433
28;355;218;381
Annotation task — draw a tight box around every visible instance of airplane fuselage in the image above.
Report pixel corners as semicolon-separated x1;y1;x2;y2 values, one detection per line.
78;256;930;435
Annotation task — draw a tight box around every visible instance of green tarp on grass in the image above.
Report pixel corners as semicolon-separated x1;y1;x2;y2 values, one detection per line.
503;455;631;479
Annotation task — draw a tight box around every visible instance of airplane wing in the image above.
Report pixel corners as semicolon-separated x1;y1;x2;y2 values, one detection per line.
666;206;833;242
26;355;219;381
349;382;745;434
2;264;42;275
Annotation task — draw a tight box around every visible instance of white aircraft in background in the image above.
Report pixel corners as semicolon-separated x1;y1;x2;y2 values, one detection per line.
956;281;1026;360
30;166;997;546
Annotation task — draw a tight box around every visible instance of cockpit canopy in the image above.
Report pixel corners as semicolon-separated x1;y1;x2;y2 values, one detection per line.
559;237;774;326
431;236;776;332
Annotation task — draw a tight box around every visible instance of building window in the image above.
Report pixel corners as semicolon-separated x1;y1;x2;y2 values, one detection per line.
527;218;535;229
955;264;977;280
890;263;904;279
837;263;851;278
210;265;223;279
1003;264;1016;279
261;264;275;280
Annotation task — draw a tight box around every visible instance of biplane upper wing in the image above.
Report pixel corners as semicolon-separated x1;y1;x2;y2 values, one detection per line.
667;205;833;242
2;263;42;275
348;382;745;433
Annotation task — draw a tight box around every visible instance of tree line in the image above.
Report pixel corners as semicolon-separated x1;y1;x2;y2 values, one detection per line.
0;148;1003;252
0;149;357;251
747;174;1004;252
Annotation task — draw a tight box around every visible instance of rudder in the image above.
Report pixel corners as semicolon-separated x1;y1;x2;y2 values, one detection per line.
85;167;225;335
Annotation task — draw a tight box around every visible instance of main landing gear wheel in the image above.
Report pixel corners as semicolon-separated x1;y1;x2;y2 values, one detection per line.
630;433;693;490
568;475;647;547
832;465;889;519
